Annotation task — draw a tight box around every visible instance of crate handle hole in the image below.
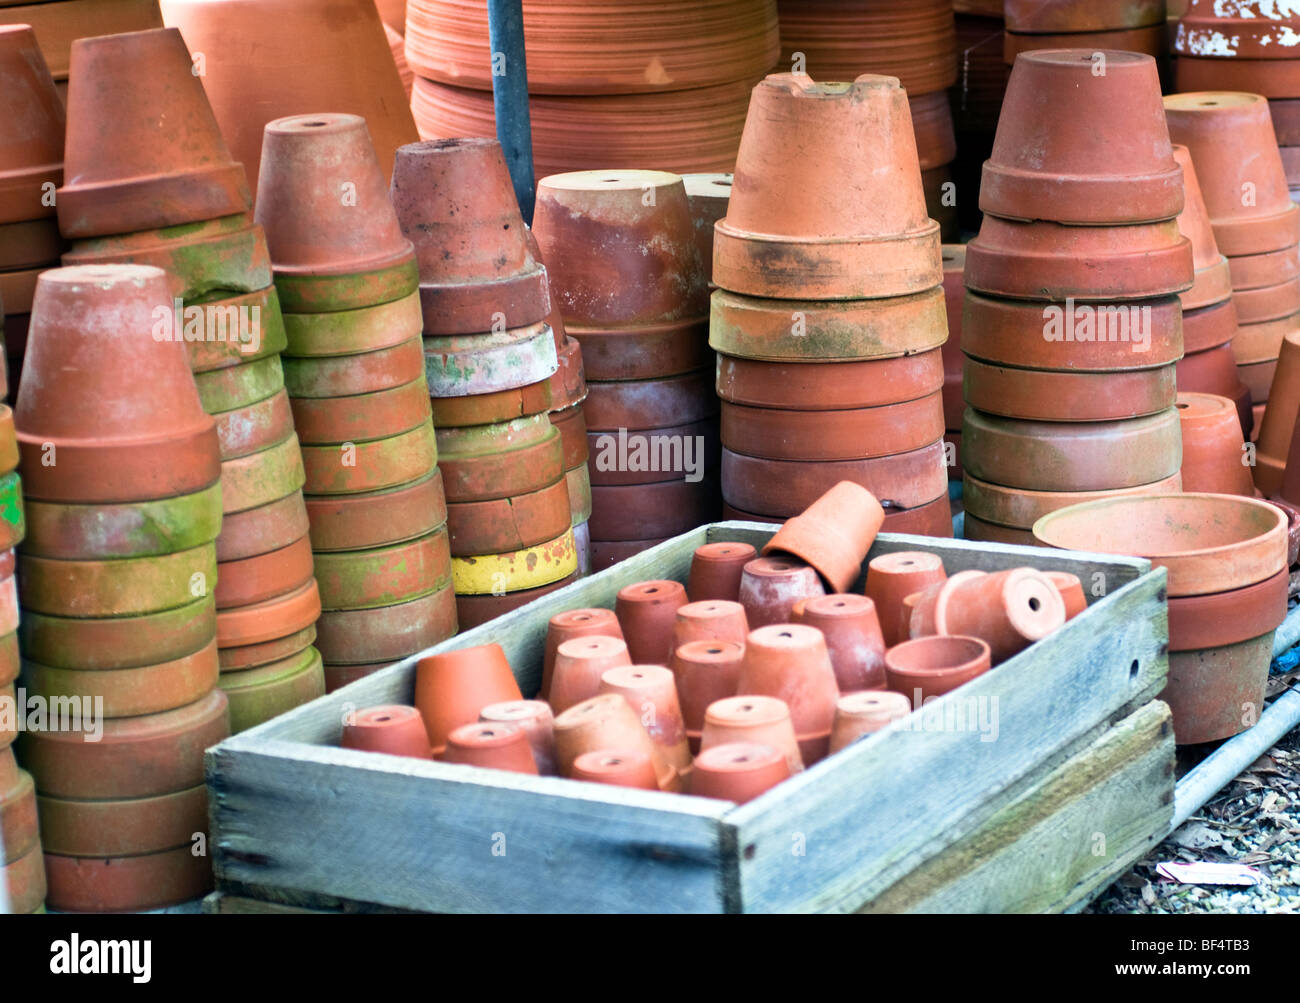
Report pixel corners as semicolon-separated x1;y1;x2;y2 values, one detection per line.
1129;659;1139;679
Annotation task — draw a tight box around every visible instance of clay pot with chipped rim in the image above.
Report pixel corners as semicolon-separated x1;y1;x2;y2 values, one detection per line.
1177;392;1256;496
690;742;788;803
793;594;888;692
614;579;688;666
865;551;947;647
58;28;252;239
700;694;803;775
1176;4;1300;61
829;690;913;754
570;749;659;790
480;700;556;775
340;705;432;759
1033;493;1289;597
599;664;692;780
712;73;941;301
1173;144;1235;311
15;265;221;503
932;567;1066;663
1046;572;1087;620
736;623;840;764
673;599;749;650
549;634;632;715
413;642;523;755
885;635;992;702
552;693;674;789
687;541;757;601
738;555;826;627
390;138;548;334
761;481;884;593
442;721;538;774
541;607;623;702
0;25;63;225
1164;93;1300;257
671;639;744;752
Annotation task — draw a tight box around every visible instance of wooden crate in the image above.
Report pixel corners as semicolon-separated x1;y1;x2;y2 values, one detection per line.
206;524;1174;914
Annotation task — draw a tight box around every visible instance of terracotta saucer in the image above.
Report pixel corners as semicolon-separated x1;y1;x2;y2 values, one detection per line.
214;533;315;610
1227;244;1300;291
429;378;551;429
721;395;945;462
423;322;558;397
216;578;322;650
567;318;711;381
19;595;216;672
273;256;420;314
216;489;311;564
717;350;944;410
314;527;451;611
184;285;289;374
437;425;564;503
314;582;458;664
1233;312;1299;365
1182;297;1239;354
194;354;284;415
447;479;571;556
18;543;217;618
289;377;430;445
220;646;325;734
1235;279;1300;325
963;358;1177;421
305;469;447;553
217;432;305;515
283;336;424;398
214;387;296;461
300;420;436;496
281;289;423;358
219;624;317;672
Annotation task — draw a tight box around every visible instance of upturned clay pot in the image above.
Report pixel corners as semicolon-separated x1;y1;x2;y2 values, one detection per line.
713;73;941;300
906;569;985;639
932;568;1067;663
963;358;1177;422
552;693;674;789
413;643;523;754
390;138;548;334
689;742;789;803
1177;392;1256;495
1033;493;1289;596
736;623;840;764
58;28;251;238
981;50;1180;225
549;635;633;715
717;351;944;411
865;551;947;647
762;481;884;592
614;579;688;665
1046;572;1087;620
442;721;539;774
829;690;913;753
670;639;744;752
737;556;826;627
479;700;556;775
541;607;623;701
687;541;757;601
885;634;992;702
673;600;750;650
1164;632;1275;745
570;749;660;790
700;694;803;775
43;845;212;913
15;265;221;503
340;705;432;758
794;594;888;692
598;664;692;781
0;25;64;226
1173;145;1234;311
1182;297;1239;354
1164;92;1300;256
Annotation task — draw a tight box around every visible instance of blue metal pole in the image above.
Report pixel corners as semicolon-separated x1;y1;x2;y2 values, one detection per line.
486;0;536;223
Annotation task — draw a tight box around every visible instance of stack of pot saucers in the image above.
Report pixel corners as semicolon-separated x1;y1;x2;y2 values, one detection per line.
1167;92;1300;454
532;169;719;570
392;138;578;627
708;73;952;537
14;265;230;912
1035;493;1289;746
961;50;1191;544
1003;0;1167;68
256;115;456;687
56;28;324;729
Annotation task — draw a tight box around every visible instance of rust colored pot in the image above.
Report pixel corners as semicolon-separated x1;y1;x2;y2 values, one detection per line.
436;423;563;505
20;597;214;677
553;693;674;789
582;368;715;432
314;527;450;612
717;350;943;412
1178;343;1254;423
281;290;425;363
390;138;548;334
1271;97;1300;144
1168;567;1289;654
1228;244;1300;291
615;579;688;665
479;700;556;776
1182;297;1239;354
962;514;1042;546
1176;3;1300;60
553;402;592;473
413;642;523;754
1177;392;1256;496
218;623;316;672
684;172;732;280
590;536;672;570
1240;358;1278;405
453;571;580;630
301;420;436;496
37;784;208;858
587;475;720;540
1163;632;1274;745
721;395;944;463
44;845;212;913
1033;493;1289;596
885;634;992;702
964;358;1177;422
424;322;560;398
965;215;1193;301
290;380;430;449
736;623;839;764
1045;571;1087;620
570;749;659;790
700;693;803;775
283;336;423;399
762;481;884;592
1004;0;1165;32
1173;145;1235;312
214;534;315;610
690;741;788;803
58;28;251;239
687;541;758;602
15;265;220;503
319;570;451;655
430;377;551;429
962;469;1183;532
599;664;692;781
303;469;445;555
564;318;709;383
18;543;217;618
446;478;570;557
1236;279;1300;325
0;218;62;271
866;551;947;648
1002;25;1165;64
932;567;1066;663
738;555;826;627
982;51;1179;225
0;757;37;864
1;843;46;913
670;639;745;752
1251;327;1300;492
541;607;623;702
673;599;750;650
550;634;633;715
829;690;913;754
713;73;940;301
793;593;887;692
1165;92;1300;257
214;388;297;461
196;355;285;417
442;721;539;774
0;25;63;226
907;569;985;639
272;256;420;316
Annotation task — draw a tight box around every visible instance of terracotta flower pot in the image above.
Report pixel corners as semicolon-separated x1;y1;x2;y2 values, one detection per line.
736;623;840;764
865;551;948;647
829;690;913;754
549;634;633;715
340;705;432;759
1177;392;1256;496
479;700;556;776
737;555;826;627
442;721;539;774
587;477;721;542
1178;343;1255;434
906;569;986;639
673;599;750;650
683;172;732;280
1182;297;1239;354
981;50;1179;225
413;642;523;754
1173;145;1234;311
793;594;888;692
1045;572;1087;620
1167;568;1289;654
1176;4;1300;60
58;28;251;238
454;571;579;630
570;749;660;790
670;639;744;753
885;634;992;702
700;693;804;775
687;541;757;602
1004;0;1164;32
1164;632;1276;744
1228;244;1300;291
315;583;457;666
219;646;327;733
689;741;788;803
762;481;884;593
963;358;1177;423
541;607;623;701
1253;328;1300;492
0;25;64;226
614;579;688;665
598;664;692;781
43;845;211;913
552;693;673;789
931;568;1066;663
713;73;941;301
36;784;208;859
717;351;944;411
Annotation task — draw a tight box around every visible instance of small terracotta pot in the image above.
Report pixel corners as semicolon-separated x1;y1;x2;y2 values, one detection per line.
736;623;840;765
0;25;63;226
1177;392;1256;496
614;579;688;666
865;551;947;647
793;594;888;692
1163;633;1274;745
737;555;826;627
479;700;556;776
442;722;539;774
700;693;804;775
932;568;1066;663
1253;328;1300;493
885;634;992;702
598;664;692;781
672;599;750;650
541;607;623;702
829;690;913;754
687;541;757;602
413;642;523;754
907;569;985;639
341;705;432;759
670;639;744;753
570;749;659;790
552;693;673;789
1045;572;1087;620
761;481;884;593
689;742;788;803
549;634;633;715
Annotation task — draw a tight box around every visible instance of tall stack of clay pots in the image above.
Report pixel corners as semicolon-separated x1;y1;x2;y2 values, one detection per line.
961;51;1190;544
392;138;578;624
1004;1;1167;68
708;73;952;537
951;0;1011;233
404;0;780;177
14;264;229;912
57;28;324;732
775;0;959;239
1166;92;1300;453
160;0;418;196
532;170;719;569
256;115;457;686
942;245;966;480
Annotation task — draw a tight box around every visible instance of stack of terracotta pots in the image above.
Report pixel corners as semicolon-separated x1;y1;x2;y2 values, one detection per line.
0;26;66;398
57;28;325;731
776;0;959;239
942;245;966;480
961;51;1190;544
1;718;44;913
404;0;779;177
1167;92;1300;447
1004;0;1167;67
709;73;952;537
14;264;230;911
253;116;457;686
951;0;1011;233
391;138;579;623
532;169;719;569
1035;494;1288;746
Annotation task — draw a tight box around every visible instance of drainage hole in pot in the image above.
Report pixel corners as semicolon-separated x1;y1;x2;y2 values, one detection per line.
731;754;752;764
375;715;391;722
1130;659;1139;679
778;631;793;638
707;647;723;654
302;120;330;127
1176;402;1188;409
1027;596;1041;611
741;703;755;712
833;601;847;608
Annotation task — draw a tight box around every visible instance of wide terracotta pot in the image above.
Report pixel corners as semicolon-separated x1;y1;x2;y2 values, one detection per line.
1004;0;1164;32
479;700;556;776
598;664;692;781
44;845;212;913
720;396;944;463
549;635;633;715
885;634;992;702
1164;632;1276;745
442;722;539;774
736;623;840;764
713;73;941;301
700;693;803;775
931;568;1066;664
717;351;944;411
1033;493;1289;597
1181;297;1238;354
1228;244;1300;291
570;749;659;790
962;471;1184;535
865;551;947;648
0;25;64;226
541;607;623;701
1168;569;1289;655
963;358;1177;422
684;172;733;276
340;705;432;758
829;690;913;754
670;639;745;752
315;584;458;665
793;594;887;692
687;541;757;602
587;477;721;542
552;693;675;790
413;642;523;753
1002;25;1165;64
689;741;788;803
58;28;251;239
1177;392;1256;496
36;784;208;860
1173;145;1235;312
1175;3;1300;60
981;50;1179;225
